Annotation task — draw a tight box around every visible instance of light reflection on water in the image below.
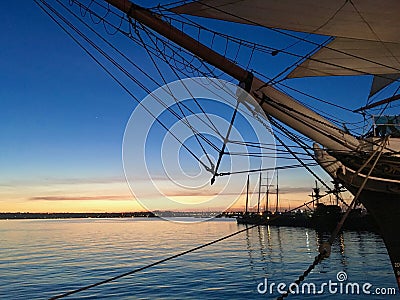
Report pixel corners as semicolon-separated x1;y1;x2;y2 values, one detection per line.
0;218;398;299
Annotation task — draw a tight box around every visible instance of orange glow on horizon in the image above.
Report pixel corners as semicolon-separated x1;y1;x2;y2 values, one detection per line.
1;176;351;213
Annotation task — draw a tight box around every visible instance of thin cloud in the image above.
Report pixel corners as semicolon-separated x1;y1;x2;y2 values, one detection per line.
166;189;245;197
277;186;313;194
52;177;126;184
29;195;133;201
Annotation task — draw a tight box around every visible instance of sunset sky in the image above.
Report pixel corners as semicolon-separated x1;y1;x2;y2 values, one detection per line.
0;1;376;213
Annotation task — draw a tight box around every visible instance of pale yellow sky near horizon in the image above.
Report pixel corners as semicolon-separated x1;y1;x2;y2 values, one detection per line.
0;174;351;213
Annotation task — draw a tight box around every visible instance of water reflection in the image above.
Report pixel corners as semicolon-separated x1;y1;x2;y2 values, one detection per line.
240;224;397;298
276;226;284;265
0;219;397;299
256;226;268;274
244;225;256;279
339;234;348;268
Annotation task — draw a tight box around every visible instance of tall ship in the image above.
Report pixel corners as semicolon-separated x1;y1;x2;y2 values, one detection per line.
37;0;400;287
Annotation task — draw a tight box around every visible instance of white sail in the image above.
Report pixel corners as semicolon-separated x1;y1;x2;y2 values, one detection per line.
172;0;400;94
287;38;400;78
172;0;400;42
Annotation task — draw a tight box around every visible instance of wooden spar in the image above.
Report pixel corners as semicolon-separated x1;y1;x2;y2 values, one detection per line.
103;0;250;84
354;94;400;112
104;0;361;152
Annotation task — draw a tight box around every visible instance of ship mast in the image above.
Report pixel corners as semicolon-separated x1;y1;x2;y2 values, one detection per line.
103;0;361;153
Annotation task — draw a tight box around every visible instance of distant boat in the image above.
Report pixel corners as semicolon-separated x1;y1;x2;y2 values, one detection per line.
236;171;311;227
237;179;379;232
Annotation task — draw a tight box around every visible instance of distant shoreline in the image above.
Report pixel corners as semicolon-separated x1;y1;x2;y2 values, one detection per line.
0;212;156;219
0;211;239;219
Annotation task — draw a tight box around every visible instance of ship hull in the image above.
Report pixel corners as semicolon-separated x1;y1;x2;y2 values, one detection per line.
362;193;400;289
314;146;400;288
336;170;400;289
237;212;310;227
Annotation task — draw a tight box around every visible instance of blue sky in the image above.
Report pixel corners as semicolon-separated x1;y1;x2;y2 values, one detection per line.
1;1;138;212
1;0;396;213
1;1;134;179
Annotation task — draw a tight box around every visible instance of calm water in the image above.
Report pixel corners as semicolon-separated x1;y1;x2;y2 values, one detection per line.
0;218;398;299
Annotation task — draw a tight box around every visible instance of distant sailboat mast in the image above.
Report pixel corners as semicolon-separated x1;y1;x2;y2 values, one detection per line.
257;172;261;214
275;170;279;213
265;172;269;213
245;174;249;214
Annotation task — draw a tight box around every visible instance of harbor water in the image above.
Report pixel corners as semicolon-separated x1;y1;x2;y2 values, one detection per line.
0;218;398;299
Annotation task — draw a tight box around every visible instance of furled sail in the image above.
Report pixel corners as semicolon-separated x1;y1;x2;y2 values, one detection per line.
287;38;400;78
172;0;400;96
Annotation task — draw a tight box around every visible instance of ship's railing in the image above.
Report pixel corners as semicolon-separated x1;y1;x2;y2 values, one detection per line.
372;115;400;138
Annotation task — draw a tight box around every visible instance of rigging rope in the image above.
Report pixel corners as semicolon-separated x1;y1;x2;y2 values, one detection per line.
269;0;349;55
36;2;400;299
61;0;234;149
83;0;400;100
136;22;217;169
211;98;241;184
73;0;389;140
268;118;333;191
47;199;317;299
39;0;335;188
53;0;290;181
77;0;400;119
61;0;288;172
277;137;388;299
158;1;400;77
35;0;214;173
217;162;323;176
349;0;400;69
138;23;231;143
253;93;399;155
254;36;334;90
63;0;218;138
190;0;400;76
